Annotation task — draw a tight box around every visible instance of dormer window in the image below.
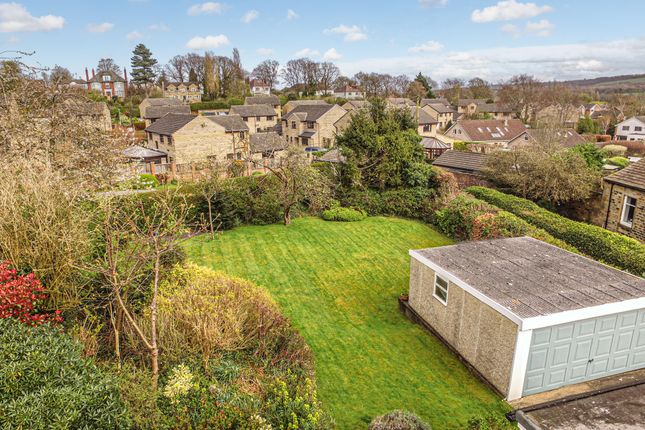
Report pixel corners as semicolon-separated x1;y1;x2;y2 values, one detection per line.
102;75;111;82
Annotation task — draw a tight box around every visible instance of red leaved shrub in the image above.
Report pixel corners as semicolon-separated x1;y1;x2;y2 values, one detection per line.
0;261;62;326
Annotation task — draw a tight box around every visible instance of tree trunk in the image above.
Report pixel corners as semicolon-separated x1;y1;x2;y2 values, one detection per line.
150;250;160;389
207;197;215;240
283;206;291;226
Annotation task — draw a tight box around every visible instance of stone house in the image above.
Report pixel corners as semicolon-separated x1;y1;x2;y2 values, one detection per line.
406;237;645;401
245;95;282;119
250;79;271;96
507;128;587;149
600;158;645;242
412;107;439;138
421;101;457;130
534;104;581;128
282;99;329;116
140;98;192;127
445;119;527;152
476;103;516;120
281;104;347;148
229;104;278;134
249;132;287;164
139;97;182;118
144;113;249;164
164;82;202;103
456;99;487;115
614;117;645;141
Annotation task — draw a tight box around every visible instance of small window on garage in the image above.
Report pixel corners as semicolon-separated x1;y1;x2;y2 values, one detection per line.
433;274;449;305
621;196;637;228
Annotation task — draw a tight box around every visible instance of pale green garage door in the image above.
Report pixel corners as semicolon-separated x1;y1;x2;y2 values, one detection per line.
524;309;645;396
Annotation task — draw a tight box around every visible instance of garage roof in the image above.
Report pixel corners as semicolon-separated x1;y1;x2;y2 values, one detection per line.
411;237;645;320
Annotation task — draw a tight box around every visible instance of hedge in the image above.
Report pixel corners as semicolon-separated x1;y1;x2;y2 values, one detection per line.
321;207;366;222
467;186;645;276
337;187;437;222
189;99;244;111
434;193;579;253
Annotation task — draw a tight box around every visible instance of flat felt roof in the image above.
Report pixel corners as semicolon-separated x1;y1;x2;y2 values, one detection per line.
412;237;645;319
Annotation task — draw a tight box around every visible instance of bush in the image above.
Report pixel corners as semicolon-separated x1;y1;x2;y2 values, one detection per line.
0;318;130;429
434;194;578;252
467;186;645;276
0;262;63;326
467;413;514;429
602;144;628;157
138;173;159;189
369;410;431;430
322;207;366;222
606;156;630;168
338;187;437;222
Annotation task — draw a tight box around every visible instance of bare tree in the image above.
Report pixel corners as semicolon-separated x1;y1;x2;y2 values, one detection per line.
164;55;188;83
251;59;279;89
537;82;583;127
48;65;73;84
281;58;308;91
405;81;427;103
97;58;121;74
441;78;466;104
184;53;205;83
498;74;544;123
317;62;340;94
467;77;493;100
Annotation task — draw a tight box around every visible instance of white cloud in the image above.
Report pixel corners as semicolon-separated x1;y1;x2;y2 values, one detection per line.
187;2;224;16
324;24;368;42
241;10;258;24
471;0;552;23
501;23;521;38
334;38;645;82
295;48;320;57
87;22;113;33
287;9;298;20
148;23;169;31
0;3;64;32
408;40;444;53
419;0;448;7
186;34;230;50
525;19;554;37
126;31;143;41
323;48;342;61
256;47;274;56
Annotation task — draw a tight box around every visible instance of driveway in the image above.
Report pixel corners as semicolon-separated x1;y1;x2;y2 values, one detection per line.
517;383;645;430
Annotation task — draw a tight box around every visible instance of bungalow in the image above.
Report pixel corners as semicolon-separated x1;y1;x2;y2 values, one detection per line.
614;117;645;141
164;82;202;103
445;119;527;152
246;95;282;119
431;150;488;187
508;128;587;149
144;113;248;164
250;79;271;96
406;237;645;401
601;158;645;242
281;103;347;148
334;85;364;100
229;104;278;134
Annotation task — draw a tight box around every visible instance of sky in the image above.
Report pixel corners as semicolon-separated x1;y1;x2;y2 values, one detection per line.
2;0;645;83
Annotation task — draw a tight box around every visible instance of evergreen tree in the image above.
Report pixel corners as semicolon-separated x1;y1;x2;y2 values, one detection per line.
414;73;435;99
130;44;158;88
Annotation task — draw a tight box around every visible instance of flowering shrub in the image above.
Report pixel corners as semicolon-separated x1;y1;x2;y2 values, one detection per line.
263;372;329;430
0;261;62;326
162;364;195;404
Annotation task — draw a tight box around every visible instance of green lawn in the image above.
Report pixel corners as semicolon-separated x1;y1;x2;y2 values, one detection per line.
185;217;509;429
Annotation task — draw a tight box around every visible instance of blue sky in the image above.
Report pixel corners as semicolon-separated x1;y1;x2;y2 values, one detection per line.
2;0;645;83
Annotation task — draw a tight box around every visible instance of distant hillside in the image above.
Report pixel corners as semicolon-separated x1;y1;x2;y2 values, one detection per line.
561;74;645;94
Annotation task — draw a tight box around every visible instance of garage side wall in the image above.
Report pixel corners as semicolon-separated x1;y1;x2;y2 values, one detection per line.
408;257;518;395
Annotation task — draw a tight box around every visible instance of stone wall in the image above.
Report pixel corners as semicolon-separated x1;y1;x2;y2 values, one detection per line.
600;183;645;242
408;258;518;395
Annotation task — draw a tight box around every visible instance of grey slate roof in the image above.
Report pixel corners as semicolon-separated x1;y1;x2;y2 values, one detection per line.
604;158;645;192
412;236;645;319
145;98;182;107
145;105;191;119
432;150;487;173
207;114;249;132
284;104;335;121
423;102;456;114
229;104;276;117
249;132;287;153
412;107;438;124
477;103;515;113
145;114;195;135
88;70;125;83
245;95;280;105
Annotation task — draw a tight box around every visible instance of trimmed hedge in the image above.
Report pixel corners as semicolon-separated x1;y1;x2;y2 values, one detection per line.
434;193;578;253
467;186;645;276
337;187;437;222
322;207;366;222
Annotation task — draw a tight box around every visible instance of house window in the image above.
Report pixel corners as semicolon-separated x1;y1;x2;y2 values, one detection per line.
167;137;173;145
239;132;245;139
102;75;111;82
291;121;296;129
242;117;248;122
623;126;630;131
267;116;275;121
307;121;315;129
433;274;449;305
160;135;165;144
621;196;637;228
636;126;643;132
423;124;431;132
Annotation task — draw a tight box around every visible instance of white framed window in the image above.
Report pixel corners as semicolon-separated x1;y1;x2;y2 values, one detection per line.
621;196;637;228
433;273;449;305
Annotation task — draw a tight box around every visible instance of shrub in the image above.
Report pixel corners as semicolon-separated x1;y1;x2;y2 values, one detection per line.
606;156;630;168
602;144;628;157
434;194;578;252
0;262;63;326
467;413;514;429
467;186;645;276
137;173;159;189
0;318;130;429
570;143;606;170
338;187;437;222
369;410;431;430
322;207;366;222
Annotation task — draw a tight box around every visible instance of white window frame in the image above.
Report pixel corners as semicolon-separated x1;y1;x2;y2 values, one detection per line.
433;273;449;305
620;195;637;228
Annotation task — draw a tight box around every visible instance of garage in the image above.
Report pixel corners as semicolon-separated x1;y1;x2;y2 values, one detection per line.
406;236;645;401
